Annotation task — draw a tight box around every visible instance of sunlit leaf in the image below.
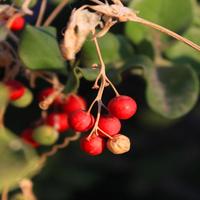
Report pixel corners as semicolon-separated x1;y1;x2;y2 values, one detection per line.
145;65;199;119
0;127;40;192
19;25;66;73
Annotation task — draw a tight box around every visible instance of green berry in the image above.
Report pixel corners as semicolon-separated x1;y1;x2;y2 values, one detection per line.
11;88;33;108
33;125;59;146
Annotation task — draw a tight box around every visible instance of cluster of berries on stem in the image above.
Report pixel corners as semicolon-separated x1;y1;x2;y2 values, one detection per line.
71;33;137;156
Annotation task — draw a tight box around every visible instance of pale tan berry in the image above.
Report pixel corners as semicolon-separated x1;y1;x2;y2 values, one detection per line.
107;134;131;154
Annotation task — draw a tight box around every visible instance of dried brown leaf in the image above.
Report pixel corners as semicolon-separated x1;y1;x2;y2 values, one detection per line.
61;9;100;60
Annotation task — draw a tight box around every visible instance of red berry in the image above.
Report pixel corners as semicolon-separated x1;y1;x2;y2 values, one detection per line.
62;94;86;113
69;110;93;132
85;114;95;131
98;115;121;137
38;87;62;105
10;16;25;31
21;128;39;148
108;95;137;119
80;135;105;156
5;80;25;101
46;112;69;133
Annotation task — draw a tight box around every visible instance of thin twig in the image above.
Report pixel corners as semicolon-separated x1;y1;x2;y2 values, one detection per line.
19;179;37;200
1;186;8;200
8;31;19;43
43;0;69;26
133;16;200;52
89;0;104;5
35;0;47;27
39;132;81;163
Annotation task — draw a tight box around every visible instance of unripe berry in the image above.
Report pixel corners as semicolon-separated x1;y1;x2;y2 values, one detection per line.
21;128;39;148
107;134;130;154
33;125;59;146
108;95;137;119
46;112;69;133
98;115;121;137
5;80;25;101
80;135;105;156
10;16;25;31
62;94;86;113
37;87;62;106
11;88;33;108
69;110;93;132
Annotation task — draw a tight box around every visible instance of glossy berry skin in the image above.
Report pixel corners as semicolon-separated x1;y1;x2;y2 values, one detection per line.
10;16;25;31
38;87;62;105
5;80;25;101
108;95;137;119
62;94;86;113
21;128;39;148
85;114;95;131
46;112;69;133
98;115;121;137
80;135;105;156
69;110;93;132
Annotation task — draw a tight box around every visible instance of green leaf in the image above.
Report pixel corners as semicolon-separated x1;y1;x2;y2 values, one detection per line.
64;68;81;94
80;33;134;67
0;127;40;192
125;0;194;44
76;67;99;81
165;26;200;74
76;66;122;84
106;68;122;85
145;65;199;119
12;0;37;8
118;55;154;74
19;25;66;72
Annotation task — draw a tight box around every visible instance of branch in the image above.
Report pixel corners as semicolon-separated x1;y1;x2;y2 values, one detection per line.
44;0;69;26
35;0;47;27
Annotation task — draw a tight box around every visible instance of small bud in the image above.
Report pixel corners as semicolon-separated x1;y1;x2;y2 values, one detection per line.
107;134;130;154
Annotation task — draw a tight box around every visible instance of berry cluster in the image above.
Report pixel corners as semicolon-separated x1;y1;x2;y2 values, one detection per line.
21;87;87;148
78;95;137;156
1;80;33;108
19;85;137;156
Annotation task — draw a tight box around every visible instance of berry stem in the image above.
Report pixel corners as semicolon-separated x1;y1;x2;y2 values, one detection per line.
87;31;119;140
1;185;8;200
97;127;113;139
39;132;81;163
19;179;37;200
39;85;64;110
106;77;120;96
132;16;200;52
0;109;5;127
89;0;104;5
35;0;47;27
